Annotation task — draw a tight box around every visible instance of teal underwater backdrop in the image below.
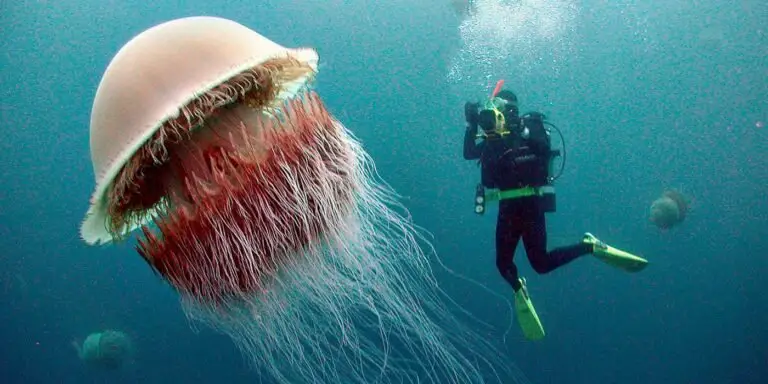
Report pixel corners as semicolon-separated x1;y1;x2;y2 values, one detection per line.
1;0;766;382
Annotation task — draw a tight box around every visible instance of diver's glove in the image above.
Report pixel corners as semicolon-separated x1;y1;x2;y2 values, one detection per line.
464;101;480;128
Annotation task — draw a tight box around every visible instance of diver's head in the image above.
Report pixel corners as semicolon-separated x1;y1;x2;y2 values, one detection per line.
495;90;519;116
478;89;518;135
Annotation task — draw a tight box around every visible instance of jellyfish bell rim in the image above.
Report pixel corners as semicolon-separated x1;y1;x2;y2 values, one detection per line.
80;16;319;245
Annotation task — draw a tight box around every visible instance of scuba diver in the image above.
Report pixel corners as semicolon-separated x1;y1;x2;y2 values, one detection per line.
462;81;648;340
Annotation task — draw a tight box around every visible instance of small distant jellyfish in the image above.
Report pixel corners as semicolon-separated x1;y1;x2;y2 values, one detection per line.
697;26;726;50
73;330;133;370
450;0;472;17
649;190;689;229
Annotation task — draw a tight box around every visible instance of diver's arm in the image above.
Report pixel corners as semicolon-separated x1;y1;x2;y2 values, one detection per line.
463;125;483;160
463;101;483;160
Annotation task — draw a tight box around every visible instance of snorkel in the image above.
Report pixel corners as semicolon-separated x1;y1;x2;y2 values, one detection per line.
491;79;504;99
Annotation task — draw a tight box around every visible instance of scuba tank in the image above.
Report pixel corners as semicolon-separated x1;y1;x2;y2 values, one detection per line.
539;148;560;213
541;116;566;213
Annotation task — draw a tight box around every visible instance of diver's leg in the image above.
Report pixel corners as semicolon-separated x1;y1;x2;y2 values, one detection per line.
522;208;590;274
496;201;522;291
503;201;545;340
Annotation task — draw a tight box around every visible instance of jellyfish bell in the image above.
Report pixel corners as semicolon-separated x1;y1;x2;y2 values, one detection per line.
650;196;679;229
73;330;133;370
80;16;513;383
81;16;319;245
649;190;688;229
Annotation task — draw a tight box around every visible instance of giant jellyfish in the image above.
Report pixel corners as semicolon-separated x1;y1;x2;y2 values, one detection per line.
79;17;510;384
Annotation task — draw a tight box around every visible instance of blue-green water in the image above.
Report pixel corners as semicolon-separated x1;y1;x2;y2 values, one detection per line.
1;1;766;383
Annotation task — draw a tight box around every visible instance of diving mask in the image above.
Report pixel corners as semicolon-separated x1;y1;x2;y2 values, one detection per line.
486;97;510;111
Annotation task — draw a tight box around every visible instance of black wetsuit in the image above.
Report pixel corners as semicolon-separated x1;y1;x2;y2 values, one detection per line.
463;112;592;291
